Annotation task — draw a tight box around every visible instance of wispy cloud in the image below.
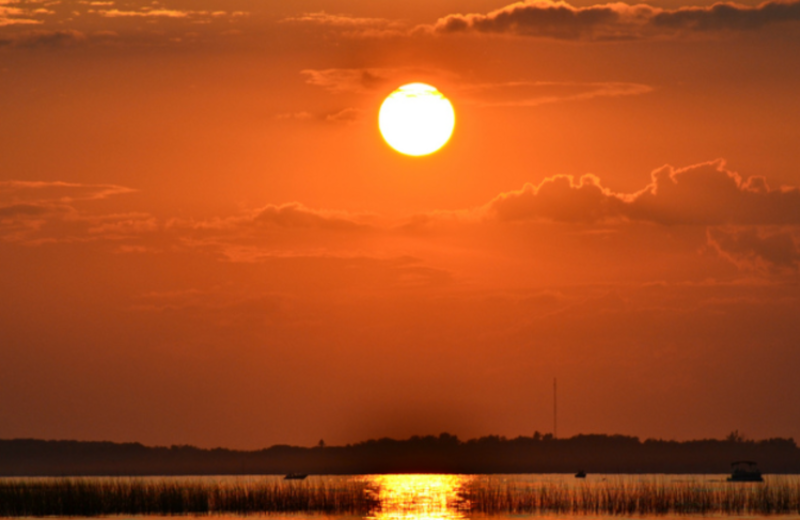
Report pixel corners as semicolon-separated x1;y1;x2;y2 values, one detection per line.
0;3;43;27
97;9;190;18
324;107;362;123
461;80;654;107
0;29;86;48
301;68;398;94
0;203;55;218
251;203;373;230
90;7;247;20
177;202;375;233
0;181;142;244
707;226;800;273
282;11;407;37
284;11;397;27
275;108;362;124
0;180;136;203
300;68;651;107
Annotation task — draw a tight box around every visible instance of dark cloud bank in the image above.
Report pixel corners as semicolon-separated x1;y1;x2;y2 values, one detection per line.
486;160;800;225
484;160;800;272
432;0;800;40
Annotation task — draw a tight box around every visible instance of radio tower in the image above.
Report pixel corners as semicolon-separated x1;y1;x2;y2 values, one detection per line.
553;377;557;439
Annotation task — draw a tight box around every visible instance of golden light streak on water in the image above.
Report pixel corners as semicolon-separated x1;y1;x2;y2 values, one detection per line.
366;475;471;520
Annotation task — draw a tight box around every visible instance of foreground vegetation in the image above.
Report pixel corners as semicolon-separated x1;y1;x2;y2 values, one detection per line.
1;475;800;516
0;478;377;516
462;476;800;516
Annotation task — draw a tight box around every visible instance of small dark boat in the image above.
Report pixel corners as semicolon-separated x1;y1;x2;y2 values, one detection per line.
575;470;587;478
727;461;764;482
284;473;308;480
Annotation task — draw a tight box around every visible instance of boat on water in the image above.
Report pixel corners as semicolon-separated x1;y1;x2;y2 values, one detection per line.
575;470;587;478
284;473;308;480
727;461;764;482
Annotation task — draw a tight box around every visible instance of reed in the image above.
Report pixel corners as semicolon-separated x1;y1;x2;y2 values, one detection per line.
3;475;800;517
0;477;378;517
460;476;800;516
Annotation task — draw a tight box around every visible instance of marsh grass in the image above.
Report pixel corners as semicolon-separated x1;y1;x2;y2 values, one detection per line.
0;477;377;517
2;475;800;517
460;476;800;516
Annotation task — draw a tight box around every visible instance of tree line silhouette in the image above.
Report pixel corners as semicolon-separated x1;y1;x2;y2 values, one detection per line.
1;432;798;476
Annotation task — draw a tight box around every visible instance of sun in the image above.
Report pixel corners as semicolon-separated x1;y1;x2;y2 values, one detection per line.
379;83;455;157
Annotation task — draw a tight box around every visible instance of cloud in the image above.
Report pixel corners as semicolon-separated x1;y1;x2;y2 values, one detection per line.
486;160;800;225
5;165;799;281
284;11;395;27
275;111;313;121
0;210;158;245
274;108;362;124
252;203;371;230
0;180;136;203
160;203;378;260
183;203;374;232
463;81;653;107
432;0;645;40
325;107;362;123
301;69;651;107
651;0;800;31
300;67;459;95
0;203;53;218
86;213;158;237
0;179;378;253
430;0;800;41
97;9;191;18
91;7;247;20
488;173;627;223
0;0;59;28
0;4;42;27
627;162;800;225
0;180;141;244
707;226;800;273
301;68;396;94
0;29;87;48
282;11;406;37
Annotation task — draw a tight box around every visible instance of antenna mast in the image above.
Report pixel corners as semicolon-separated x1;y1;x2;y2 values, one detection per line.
553;377;557;439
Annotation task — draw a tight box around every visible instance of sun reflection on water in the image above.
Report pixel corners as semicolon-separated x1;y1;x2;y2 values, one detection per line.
366;475;471;520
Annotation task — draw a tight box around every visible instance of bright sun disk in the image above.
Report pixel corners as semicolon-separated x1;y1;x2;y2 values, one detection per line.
379;83;455;157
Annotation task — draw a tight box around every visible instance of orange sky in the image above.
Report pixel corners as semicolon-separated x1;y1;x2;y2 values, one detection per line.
1;0;800;449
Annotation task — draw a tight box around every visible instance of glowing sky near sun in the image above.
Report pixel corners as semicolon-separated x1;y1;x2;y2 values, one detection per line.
1;0;800;449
